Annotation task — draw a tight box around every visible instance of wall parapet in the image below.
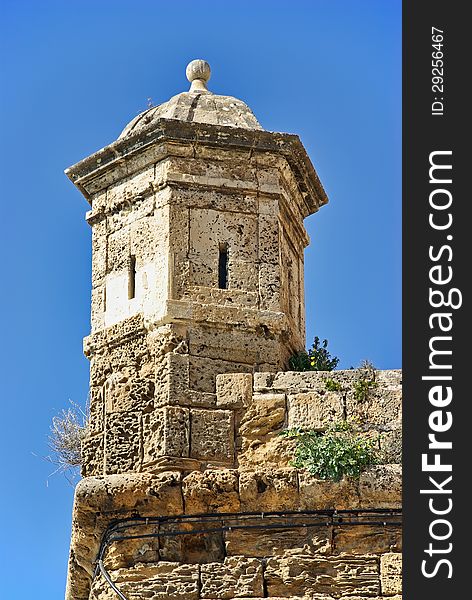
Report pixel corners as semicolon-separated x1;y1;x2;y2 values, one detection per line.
215;369;402;470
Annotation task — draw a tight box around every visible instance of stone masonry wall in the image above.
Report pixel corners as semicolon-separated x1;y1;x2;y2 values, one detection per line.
70;466;402;600
67;369;402;600
234;369;402;470
82;356;401;477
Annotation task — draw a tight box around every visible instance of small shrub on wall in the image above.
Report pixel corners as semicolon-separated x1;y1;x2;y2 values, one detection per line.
289;337;339;372
282;419;378;481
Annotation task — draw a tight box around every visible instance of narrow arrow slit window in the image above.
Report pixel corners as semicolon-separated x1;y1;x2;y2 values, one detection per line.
128;255;136;299
218;243;229;289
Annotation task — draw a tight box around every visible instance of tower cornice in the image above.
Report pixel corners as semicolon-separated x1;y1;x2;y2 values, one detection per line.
65;118;328;218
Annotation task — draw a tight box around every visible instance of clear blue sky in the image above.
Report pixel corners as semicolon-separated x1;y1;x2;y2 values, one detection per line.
0;1;400;597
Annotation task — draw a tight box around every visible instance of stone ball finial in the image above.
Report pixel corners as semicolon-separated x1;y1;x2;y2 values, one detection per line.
186;59;211;93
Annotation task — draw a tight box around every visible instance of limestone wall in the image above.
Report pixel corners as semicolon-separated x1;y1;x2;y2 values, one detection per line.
68;369;402;600
82;356;401;477
68;466;401;600
234;369;402;469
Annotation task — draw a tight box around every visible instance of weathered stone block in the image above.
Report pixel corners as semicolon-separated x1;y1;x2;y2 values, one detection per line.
104;522;159;570
334;525;402;554
359;465;402;508
81;434;104;477
264;371;328;394
183;470;240;514
239;394;286;439
225;522;331;557
190;206;257;269
216;373;253;409
105;411;141;474
287;391;343;430
92;562;200;599
159;521;225;564
186;389;218;409
190;409;234;462
265;555;380;597
106;165;155;210
346;387;402;428
190;328;262;363
298;471;360;510
91;219;107;281
381;552;402;595
380;428;402;464
91;285;106;331
259;263;281;312
105;368;155;414
238;435;296;470
253;372;276;391
375;369;402;388
258;212;280;264
74;472;184;516
87;386;105;435
239;468;299;511
142;406;190;464
155;352;191;407
189;355;255;394
200;557;264;598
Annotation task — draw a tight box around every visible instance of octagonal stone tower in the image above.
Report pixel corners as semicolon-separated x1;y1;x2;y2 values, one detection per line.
66;60;328;476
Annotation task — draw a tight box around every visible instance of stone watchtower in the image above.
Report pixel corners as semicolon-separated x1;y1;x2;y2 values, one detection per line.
66;59;327;476
65;61;402;600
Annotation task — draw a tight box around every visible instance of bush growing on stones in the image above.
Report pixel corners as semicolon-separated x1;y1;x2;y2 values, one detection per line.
282;419;378;481
289;337;339;372
46;400;88;481
353;377;378;402
353;361;378;401
324;378;342;391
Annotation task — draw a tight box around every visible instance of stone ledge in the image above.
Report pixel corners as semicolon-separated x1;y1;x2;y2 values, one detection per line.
253;369;402;393
66;119;327;217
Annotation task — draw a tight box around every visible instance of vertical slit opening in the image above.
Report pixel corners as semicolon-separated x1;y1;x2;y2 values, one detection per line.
128;255;136;299
218;243;229;289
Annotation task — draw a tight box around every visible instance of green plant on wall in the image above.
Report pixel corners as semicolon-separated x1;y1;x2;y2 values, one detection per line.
289;337;339;372
353;360;378;401
353;377;377;401
324;378;342;391
282;419;378;481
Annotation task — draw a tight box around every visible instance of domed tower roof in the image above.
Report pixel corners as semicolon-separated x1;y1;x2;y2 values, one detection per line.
119;59;263;139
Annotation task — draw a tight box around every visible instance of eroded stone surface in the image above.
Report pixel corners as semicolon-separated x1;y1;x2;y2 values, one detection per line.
359;465;402;509
239;468;299;511
190;409;234;463
380;553;402;595
216;373;253;409
142;406;190;465
183;470;240;514
334;525;402;555
287;391;343;430
90;563;200;599
225;523;332;557
239;394;286;439
298;471;360;510
265;555;380;597
200;557;264;598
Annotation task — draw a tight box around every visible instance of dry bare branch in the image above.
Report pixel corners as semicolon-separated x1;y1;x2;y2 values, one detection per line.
45;399;89;483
